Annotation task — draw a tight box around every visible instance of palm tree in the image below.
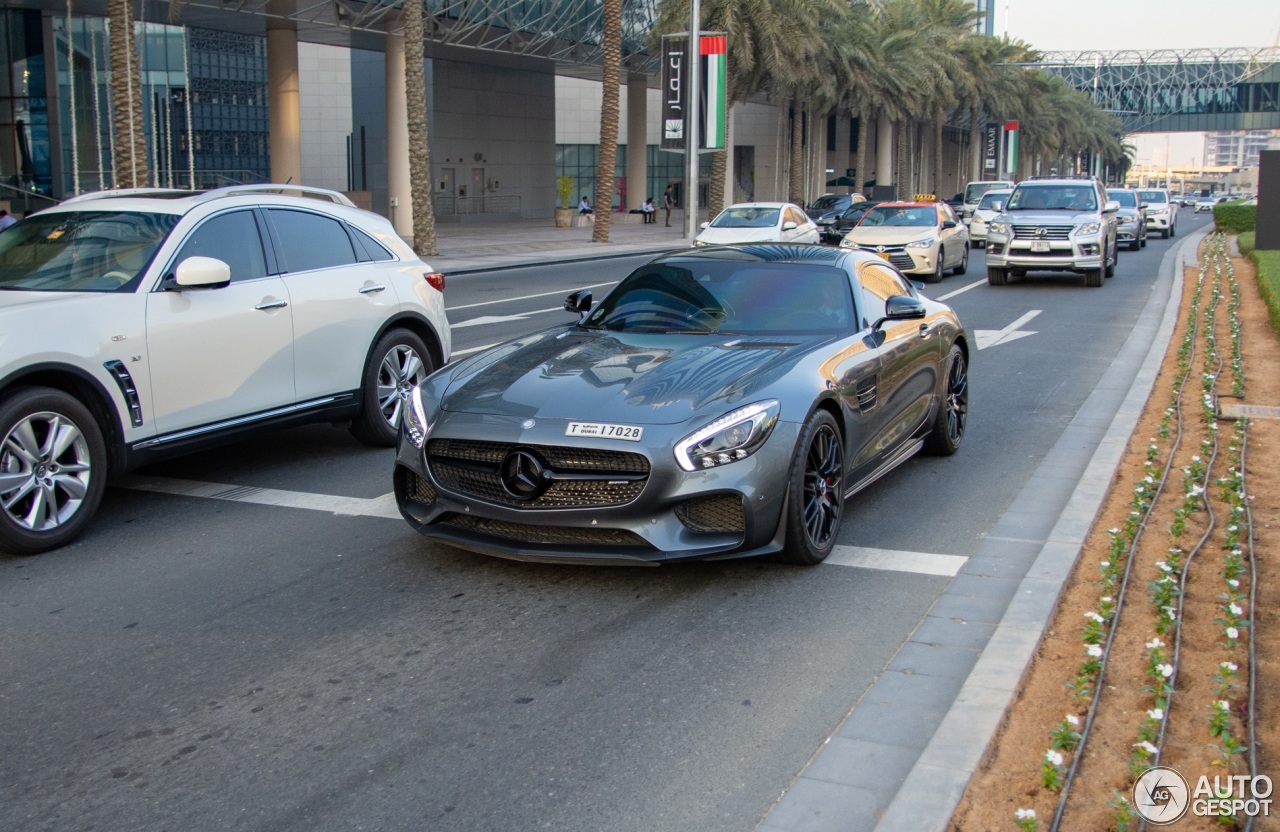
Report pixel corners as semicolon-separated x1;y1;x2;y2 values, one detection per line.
403;0;438;256
592;0;622;242
107;0;149;188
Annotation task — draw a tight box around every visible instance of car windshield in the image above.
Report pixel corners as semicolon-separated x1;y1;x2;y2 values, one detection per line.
709;207;782;229
1138;191;1168;204
965;182;1008;203
582;261;854;334
841;203;876;221
809;196;846;212
1108;191;1138;207
977;192;1009;210
1007;186;1097;211
0;211;179;292
859;206;936;227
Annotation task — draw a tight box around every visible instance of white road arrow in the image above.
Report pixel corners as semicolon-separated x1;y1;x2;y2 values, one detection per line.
975;310;1041;350
452;306;561;329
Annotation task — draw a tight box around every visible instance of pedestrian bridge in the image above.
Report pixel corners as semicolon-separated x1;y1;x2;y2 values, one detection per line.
1035;48;1280;133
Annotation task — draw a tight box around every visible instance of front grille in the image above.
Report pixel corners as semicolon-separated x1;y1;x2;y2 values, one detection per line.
427;439;649;509
888;252;916;270
439;513;651;548
404;470;437;504
1011;224;1072;239
675;494;746;534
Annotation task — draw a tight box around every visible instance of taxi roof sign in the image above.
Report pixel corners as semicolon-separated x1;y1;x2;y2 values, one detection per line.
913;193;938;202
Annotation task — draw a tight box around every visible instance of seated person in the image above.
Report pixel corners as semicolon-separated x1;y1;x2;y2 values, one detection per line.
578;196;593;215
641;198;656;223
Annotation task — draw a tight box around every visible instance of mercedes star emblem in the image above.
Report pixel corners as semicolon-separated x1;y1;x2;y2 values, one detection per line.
500;449;550;500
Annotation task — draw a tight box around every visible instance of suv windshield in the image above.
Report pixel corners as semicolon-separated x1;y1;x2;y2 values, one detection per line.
809;196;848;212
710;207;781;229
0;211;179;292
1108;190;1138;207
859;206;936;227
1138;190;1168;204
1007;185;1098;212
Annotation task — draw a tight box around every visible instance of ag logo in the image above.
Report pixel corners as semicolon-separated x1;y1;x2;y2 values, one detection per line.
1134;766;1190;824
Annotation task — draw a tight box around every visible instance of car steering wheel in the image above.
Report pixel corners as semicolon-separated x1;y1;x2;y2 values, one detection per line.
686;303;735;328
101;270;134;284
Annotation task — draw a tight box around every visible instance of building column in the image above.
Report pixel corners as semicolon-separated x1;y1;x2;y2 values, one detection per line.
626;72;647;211
267;26;302;185
876;117;893;192
385;29;412;237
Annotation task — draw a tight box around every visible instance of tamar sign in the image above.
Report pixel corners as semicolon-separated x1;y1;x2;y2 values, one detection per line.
660;33;728;152
661;35;688;151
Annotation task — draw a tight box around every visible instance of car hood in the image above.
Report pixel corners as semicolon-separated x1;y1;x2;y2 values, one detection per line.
440;327;818;425
998;210;1098;226
845;226;936;246
694;226;787;245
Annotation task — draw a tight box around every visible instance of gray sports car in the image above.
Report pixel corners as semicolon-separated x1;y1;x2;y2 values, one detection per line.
394;244;969;565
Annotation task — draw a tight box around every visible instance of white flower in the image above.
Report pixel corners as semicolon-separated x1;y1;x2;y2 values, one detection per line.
1148;708;1164;721
1135;741;1159;756
1085;611;1106;623
1106;528;1120;536
1217;700;1231;712
1016;808;1037;820
1065;714;1079;726
1099;560;1111;569
1101;596;1113;604
1086;644;1103;658
1045;749;1064;766
1229;603;1243;616
1192;455;1202;463
1227;626;1240;640
1189;485;1205;498
1220;661;1238;672
1157;663;1174;678
1227;579;1240;588
1156;561;1173;573
1146;638;1165;649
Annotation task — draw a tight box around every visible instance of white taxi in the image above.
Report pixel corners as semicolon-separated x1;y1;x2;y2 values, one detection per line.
839;199;970;283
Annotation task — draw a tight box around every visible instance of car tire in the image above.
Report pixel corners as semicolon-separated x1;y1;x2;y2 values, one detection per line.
1085;268;1104;287
0;387;108;555
776;409;843;566
924;344;967;456
926;257;945;284
1105;245;1116;278
1129;240;1141;251
986;266;1006;286
952;245;969;276
1170;224;1176;238
350;328;435;447
1162;228;1170;239
1140;235;1147;248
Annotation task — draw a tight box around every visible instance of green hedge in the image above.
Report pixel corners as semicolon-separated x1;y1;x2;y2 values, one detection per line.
1239;232;1255;255
1214;201;1256;234
1252;248;1280;335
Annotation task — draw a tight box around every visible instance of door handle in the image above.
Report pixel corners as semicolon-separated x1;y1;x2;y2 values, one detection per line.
918;323;931;339
255;299;288;311
358;284;387;295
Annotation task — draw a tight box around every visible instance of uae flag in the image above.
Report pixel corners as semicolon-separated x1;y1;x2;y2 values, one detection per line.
701;35;726;150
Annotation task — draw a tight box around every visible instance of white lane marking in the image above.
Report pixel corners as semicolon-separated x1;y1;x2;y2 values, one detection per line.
112;478;967;577
446;282;617;312
825;545;968;577
452;306;561;329
933;278;987;302
975;309;1041;350
115;475;403;520
451;342;500;357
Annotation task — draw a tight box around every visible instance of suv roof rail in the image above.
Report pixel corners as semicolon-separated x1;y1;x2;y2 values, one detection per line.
59;187;198;205
1023;174;1097;181
200;184;356;207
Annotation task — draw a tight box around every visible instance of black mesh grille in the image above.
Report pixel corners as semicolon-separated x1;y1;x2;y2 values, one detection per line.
439;514;650;548
404;471;437;504
675;495;746;534
426;439;649;509
888;252;916;271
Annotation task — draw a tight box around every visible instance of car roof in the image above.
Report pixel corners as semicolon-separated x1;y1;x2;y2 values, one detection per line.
868;201;938;209
655;243;847;266
720;202;797;210
47;185;360;218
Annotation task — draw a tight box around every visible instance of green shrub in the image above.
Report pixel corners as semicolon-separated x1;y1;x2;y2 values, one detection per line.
1239;232;1255;255
556;175;574;210
1251;249;1280;335
1213;201;1256;234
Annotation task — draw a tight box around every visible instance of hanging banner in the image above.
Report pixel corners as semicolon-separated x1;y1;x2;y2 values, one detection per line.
660;35;688;151
983;122;999;171
700;34;727;150
1004;120;1019;176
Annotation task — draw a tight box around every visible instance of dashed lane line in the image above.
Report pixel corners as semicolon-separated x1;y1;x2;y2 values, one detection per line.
114;476;968;576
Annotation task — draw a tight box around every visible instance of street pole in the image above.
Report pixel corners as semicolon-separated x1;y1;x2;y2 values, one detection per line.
684;0;701;239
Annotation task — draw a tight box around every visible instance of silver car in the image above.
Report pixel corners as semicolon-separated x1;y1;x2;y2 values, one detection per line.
1107;188;1148;251
395;245;969;565
984;177;1119;288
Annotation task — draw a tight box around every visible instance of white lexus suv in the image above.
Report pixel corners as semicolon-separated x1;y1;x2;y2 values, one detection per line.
0;185;450;554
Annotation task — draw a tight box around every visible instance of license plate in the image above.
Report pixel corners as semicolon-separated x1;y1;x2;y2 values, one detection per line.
877;251;891;260
566;422;644;441
1030;240;1051;253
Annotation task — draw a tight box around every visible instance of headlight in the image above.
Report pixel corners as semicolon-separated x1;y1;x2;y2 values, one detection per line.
839;238;860;249
906;237;936;249
988;221;1008;236
404;385;432;449
1150;207;1168;215
692;239;709;247
675;400;779;472
1075;222;1101;235
1119;216;1136;225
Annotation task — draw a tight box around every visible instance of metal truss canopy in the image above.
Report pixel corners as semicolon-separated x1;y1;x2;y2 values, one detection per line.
1033;47;1280;133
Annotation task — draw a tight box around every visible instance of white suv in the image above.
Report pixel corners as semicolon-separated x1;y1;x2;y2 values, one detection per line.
0;185;451;553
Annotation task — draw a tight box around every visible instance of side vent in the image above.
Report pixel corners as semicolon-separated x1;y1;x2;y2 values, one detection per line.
104;360;144;427
855;376;878;412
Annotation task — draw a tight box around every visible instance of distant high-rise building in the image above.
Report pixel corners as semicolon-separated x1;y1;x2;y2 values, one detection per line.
1203;130;1280;168
974;0;995;36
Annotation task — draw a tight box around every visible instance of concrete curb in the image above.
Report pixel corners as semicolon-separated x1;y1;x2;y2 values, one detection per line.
872;225;1212;830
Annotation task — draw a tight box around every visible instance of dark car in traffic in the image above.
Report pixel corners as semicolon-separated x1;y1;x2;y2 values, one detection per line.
822;200;882;243
394;245;969;566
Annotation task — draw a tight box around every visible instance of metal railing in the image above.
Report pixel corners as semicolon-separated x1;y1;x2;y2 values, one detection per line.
0;182;60;217
432;194;523;215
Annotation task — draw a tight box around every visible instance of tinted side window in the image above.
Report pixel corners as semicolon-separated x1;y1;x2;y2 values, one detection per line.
351;226;396;262
268;209;358;273
174;210;268;283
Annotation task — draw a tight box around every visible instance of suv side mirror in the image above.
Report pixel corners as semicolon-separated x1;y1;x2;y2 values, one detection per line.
168;256;231;290
1103;200;1120;213
991;200;1004;212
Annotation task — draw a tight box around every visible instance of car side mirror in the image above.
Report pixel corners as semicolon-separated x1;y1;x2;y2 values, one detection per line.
942;220;957;229
1103;200;1120;213
871;295;926;331
564;290;593;324
700;221;710;230
991;200;1004;212
782;221;798;231
168;256;231;290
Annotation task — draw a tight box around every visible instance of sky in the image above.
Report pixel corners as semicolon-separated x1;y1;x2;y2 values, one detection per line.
996;0;1280;166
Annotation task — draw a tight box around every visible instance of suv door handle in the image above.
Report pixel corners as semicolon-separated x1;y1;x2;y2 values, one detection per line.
255;299;288;311
358;284;386;295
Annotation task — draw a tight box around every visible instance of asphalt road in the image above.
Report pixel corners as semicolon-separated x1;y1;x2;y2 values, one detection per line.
0;212;1210;832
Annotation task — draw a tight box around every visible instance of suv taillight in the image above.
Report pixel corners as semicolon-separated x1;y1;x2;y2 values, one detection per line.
424;272;445;292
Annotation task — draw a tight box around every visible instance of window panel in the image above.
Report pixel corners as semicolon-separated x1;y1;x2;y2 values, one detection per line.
268;209;357;273
173;210;267;282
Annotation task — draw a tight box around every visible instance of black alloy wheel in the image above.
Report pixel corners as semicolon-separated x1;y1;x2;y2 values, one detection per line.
777;410;844;565
952;245;969;276
924;344;968;456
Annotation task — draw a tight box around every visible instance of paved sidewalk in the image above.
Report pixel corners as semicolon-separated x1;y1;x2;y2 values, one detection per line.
420;210;702;274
